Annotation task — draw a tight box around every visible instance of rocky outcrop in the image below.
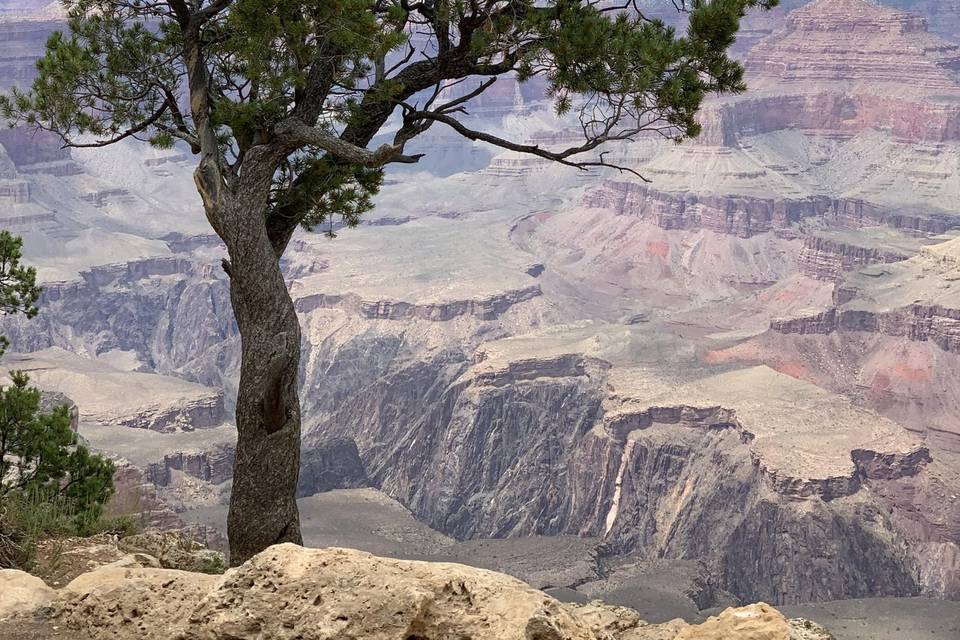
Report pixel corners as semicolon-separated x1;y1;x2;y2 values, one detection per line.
145;444;235;488
118;531;225;574
77;256;197;289
294;284;542;321
0;128;73;168
585;183;958;238
852;447;933;481
723;498;920;605
0;19;59;90
39;390;79;431
676;604;829;640
56;565;219;638
797;235;911;280
301;330;936;603
578;0;960;249
110;463;186;531
771;304;960;354
0;570;56;621
111;395;225;432
29;544;832;640
745;0;960;94
698;92;960;147
142;436;367;498
24;529;224;588
0;258;239;401
297;437;368;497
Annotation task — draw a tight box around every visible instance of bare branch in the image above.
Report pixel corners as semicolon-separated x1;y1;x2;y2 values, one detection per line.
405;109;649;180
274;118;424;166
62;104;169;149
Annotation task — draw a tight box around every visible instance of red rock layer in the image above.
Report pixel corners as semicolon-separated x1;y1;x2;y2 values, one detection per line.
585;182;956;238
698;92;960;145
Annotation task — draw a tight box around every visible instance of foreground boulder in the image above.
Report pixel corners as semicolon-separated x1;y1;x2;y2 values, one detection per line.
675;603;827;640
57;566;219;637
182;544;599;640
11;544;831;639
0;570;55;621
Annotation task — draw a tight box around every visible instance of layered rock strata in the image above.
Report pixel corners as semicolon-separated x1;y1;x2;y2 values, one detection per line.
772;236;960;353
582;0;960;245
744;0;960;95
585;184;959;238
797;233;916;280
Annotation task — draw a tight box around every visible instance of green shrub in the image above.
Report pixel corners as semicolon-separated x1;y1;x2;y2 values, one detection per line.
196;553;227;575
0;372;120;569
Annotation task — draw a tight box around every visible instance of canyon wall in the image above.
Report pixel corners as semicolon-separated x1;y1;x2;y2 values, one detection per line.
585;183;957;239
797;235;912;280
771;304;960;353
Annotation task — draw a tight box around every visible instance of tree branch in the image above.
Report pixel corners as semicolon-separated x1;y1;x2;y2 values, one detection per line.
404;109;649;180
273;118;424;166
62;104;169;149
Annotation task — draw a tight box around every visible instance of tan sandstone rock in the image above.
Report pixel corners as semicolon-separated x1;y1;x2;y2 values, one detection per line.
46;544;832;640
181;544;601;640
675;603;793;640
118;530;225;574
56;566;219;639
0;569;56;621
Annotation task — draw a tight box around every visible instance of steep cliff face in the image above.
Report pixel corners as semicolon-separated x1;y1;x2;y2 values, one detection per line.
771;304;960;353
1;348;226;432
745;0;960;94
0;17;58;90
294;311;944;603
4;0;959;614
797;235;913;280
771;236;960;354
706;233;960;600
1;254;240;402
145;444;236;488
577;0;960;250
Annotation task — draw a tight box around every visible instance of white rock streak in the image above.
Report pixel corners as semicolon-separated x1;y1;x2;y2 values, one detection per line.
605;439;635;535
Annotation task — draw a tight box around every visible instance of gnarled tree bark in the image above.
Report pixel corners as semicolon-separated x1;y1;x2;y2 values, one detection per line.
196;142;305;565
224;213;304;565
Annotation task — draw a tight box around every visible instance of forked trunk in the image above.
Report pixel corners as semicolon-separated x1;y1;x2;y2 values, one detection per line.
222;200;304;566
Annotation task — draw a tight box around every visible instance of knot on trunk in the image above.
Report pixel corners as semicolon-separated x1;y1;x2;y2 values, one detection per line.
260;332;296;434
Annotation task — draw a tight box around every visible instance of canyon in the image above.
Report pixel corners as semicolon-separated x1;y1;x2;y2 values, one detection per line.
1;0;959;636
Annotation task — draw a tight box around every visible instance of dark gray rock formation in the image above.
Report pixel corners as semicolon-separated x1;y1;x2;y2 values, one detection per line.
297;437;368;497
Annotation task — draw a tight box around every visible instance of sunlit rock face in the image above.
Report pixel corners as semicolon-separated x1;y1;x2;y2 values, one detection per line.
300;311;947;603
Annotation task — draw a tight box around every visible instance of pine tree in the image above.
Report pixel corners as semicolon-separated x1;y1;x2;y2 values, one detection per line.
1;0;774;564
0;371;115;510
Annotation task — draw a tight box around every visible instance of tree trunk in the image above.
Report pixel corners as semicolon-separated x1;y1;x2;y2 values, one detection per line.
223;202;304;566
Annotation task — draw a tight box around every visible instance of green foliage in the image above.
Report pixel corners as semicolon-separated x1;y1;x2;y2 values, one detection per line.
0;372;119;568
0;231;41;356
274;156;384;233
0;0;775;563
0;371;115;515
0;490;137;570
196;553;227;575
